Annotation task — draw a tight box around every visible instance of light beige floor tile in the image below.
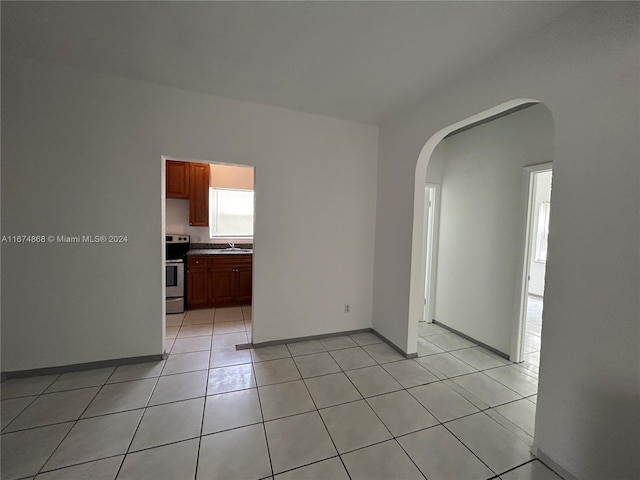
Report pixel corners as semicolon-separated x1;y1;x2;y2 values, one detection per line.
362;343;405;364
1;396;37;430
202;388;262;434
483;365;538;397
304;372;362;409
382;360;439;388
349;332;382;346
528;394;538;404
36;455;123;480
274;457;348;480
253;358;301;386
183;308;214;325
149;370;207;405
171;335;212;354
426;333;476;351
398;425;493;480
345;365;403;397
119;439;199;480
162;351;210;376
251;345;291;362
415;352;477;379
213;320;246;334
45;368;114;393
265;411;337;474
177;324;213;338
198;424;271;479
5;387;99;431
1;422;73;480
450;347;509;370
293;352;341;378
501;459;564;480
1;375;59;400
446;412;534;474
342;440;425;480
417;337;445;356
165;326;179;339
451;372;521;407
82;379;155;417
319;335;358;351
329;347;376;371
319;400;392;453
207;363;256;395
212;332;248;349
213;307;244;323
130;397;205;451
485;409;534;449
366;390;438;436
44;409;144;470
107;361;165;384
166;313;185;327
493;398;537;436
258;380;315;421
418;322;448;337
209;347;252;368
408;381;479;422
286;340;326;356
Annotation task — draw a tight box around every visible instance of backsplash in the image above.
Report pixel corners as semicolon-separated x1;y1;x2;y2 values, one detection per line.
190;243;253;249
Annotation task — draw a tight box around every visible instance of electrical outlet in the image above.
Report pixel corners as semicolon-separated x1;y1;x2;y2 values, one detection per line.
344;304;350;313
196;235;202;242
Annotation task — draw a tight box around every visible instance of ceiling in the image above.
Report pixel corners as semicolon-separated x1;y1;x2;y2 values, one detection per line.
1;1;580;124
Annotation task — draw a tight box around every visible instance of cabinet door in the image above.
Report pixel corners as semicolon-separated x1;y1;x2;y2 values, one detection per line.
186;267;208;307
209;267;235;305
166;160;190;199
189;162;209;226
235;265;253;305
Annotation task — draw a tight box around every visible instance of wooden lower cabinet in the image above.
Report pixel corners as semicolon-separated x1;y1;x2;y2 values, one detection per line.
186;254;252;308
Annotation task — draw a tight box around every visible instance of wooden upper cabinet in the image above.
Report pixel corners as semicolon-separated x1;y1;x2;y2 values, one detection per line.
166;160;190;199
189;162;209;227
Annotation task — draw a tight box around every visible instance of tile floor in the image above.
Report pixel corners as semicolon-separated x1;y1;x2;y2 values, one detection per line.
522;295;543;375
1;304;561;480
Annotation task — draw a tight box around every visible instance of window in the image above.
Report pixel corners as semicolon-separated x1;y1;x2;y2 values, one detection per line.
209;188;254;238
534;201;550;263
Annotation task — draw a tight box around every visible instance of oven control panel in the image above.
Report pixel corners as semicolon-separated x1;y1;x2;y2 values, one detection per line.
166;235;190;244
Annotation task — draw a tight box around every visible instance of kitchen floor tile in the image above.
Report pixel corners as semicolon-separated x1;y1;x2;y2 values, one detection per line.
166;313;185;327
35;456;123;480
417;337;445;356
253;358;301;386
207;363;256;395
274;457;349;480
320;400;391;453
166;326;179;339
149;370;207;405
171;335;212;354
398;425;494;480
493;398;537;436
119;438;199;480
130;397;204;451
408;381;479;422
213;306;244;323
265;411;337;474
293;352;341;378
418;322;448;337
342;440;425;480
198;424;271;480
44;409;143;470
212;332;248;349
5;387;99;431
328;347;376;371
162;351;210;376
107;360;165;384
451;372;521;407
209;346;252;368
258;380;315;421
1;422;73;480
183;308;214;325
349;332;382;346
319;335;358;351
501;459;564;480
286;340;326;356
177;324;213;338
45;367;114;393
446;412;534;474
304;372;362;408
450;347;509;370
362;343;405;364
345;365;403;397
426;333;477;351
0;375;59;400
213;320;246;334
82;379;156;418
415;352;477;379
202;388;262;434
382;360;439;388
1;396;37;430
366;390;438;436
251;345;292;362
483;365;539;397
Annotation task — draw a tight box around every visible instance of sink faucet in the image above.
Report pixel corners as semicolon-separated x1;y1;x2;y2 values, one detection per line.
228;242;235;249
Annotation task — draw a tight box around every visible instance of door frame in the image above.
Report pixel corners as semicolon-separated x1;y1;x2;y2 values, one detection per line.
510;162;552;362
422;184;441;323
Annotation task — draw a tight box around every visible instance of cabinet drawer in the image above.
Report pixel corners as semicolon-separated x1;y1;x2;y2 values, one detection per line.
208;254;252;268
187;256;208;267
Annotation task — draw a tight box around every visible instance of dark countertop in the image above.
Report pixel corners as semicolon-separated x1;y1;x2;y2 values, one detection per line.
187;248;253;255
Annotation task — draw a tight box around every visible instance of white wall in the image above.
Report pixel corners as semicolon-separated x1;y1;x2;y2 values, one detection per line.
528;170;552;297
373;3;639;478
1;55;378;371
433;105;553;355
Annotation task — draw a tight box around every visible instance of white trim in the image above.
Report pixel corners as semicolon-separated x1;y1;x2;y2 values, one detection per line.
423;184;441;323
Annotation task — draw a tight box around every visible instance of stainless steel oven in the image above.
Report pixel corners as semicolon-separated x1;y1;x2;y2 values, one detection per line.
166;235;189;314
